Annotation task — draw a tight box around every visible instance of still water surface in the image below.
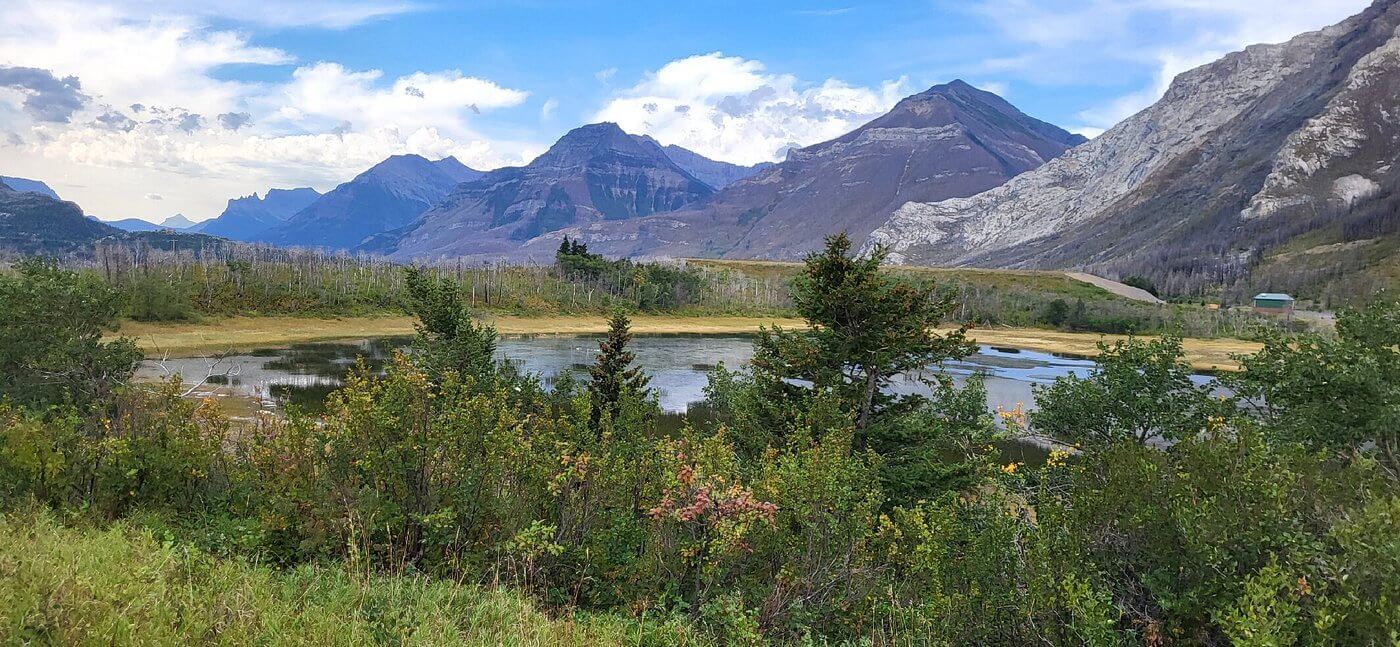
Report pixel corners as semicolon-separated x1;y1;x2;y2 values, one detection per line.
136;334;1217;464
138;334;1123;413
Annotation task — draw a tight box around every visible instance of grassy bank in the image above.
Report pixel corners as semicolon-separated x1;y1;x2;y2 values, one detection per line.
116;315;1258;370
962;325;1260;372
0;510;702;646
117;315;810;357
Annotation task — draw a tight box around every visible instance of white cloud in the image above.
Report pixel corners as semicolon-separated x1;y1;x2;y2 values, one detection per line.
594;53;909;165
540;97;559;119
1067;125;1105;139
104;0;421;29
595;67;618;83
976;81;1010;97
271;62;528;136
0;1;537;221
971;0;1371;130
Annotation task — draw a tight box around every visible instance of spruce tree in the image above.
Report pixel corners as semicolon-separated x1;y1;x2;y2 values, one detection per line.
588;310;650;431
752;233;974;434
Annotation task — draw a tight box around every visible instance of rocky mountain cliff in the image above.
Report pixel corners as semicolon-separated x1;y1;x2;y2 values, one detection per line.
261;155;483;250
194;187;322;240
869;0;1400;301
368;123;714;261
532;81;1086;262
0;180;120;255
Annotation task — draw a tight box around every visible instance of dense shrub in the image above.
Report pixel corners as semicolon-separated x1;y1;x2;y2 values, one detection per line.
2;240;1397;644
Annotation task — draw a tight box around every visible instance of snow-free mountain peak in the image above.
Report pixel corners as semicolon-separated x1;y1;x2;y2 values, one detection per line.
258;155;484;250
362;123;716;261
517;81;1088;261
868;0;1400;301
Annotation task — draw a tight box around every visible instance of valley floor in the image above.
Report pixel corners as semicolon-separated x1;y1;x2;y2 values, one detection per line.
116;315;1259;371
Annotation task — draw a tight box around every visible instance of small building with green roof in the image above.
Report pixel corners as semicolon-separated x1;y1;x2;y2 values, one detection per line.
1252;293;1295;315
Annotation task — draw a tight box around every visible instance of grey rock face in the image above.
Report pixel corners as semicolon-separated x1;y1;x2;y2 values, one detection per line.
869;0;1400;288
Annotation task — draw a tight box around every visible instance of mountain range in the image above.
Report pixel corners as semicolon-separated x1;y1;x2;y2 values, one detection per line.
257;155;484;250
105;213;198;233
192;188;322;240
868;0;1400;300
514;80;1085;262
361;123;719;259
6;0;1397;302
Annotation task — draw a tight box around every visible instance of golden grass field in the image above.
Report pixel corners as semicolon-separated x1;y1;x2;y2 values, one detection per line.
116;315;1259;371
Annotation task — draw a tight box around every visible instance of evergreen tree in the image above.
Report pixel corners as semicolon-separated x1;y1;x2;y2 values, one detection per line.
402;266;498;381
752;233;974;436
588;310;650;431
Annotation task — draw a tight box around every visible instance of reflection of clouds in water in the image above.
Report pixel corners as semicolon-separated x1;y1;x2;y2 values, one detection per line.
137;336;1219;416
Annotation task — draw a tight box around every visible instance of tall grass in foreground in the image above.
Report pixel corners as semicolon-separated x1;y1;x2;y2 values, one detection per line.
0;510;707;646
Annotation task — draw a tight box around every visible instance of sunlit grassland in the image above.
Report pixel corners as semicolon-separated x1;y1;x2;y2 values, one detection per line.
115;314;809;357
0;510;707;646
114;314;1259;370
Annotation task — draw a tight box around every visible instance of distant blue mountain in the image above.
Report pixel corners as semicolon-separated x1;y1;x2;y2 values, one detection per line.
106;218;163;232
104;214;196;232
0;176;61;200
193;187;322;240
258;155;483;250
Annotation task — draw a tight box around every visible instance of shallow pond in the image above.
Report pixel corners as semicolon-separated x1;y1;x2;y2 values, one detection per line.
136;334;1219;465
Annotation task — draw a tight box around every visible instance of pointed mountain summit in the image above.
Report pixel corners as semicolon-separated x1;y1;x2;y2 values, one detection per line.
160;214;195;229
194;187;322;240
366;123;714;261
870;0;1400;300
532;80;1085;261
260;154;485;250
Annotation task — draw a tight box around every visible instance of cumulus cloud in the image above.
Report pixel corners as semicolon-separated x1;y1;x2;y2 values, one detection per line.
176;113;204;133
218;111;252;130
95;110;137;131
0;2;538;220
272;62;527;137
594;53;908;165
0;66;88;123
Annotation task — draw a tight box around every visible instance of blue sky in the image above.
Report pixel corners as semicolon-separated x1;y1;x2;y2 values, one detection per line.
0;0;1371;221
